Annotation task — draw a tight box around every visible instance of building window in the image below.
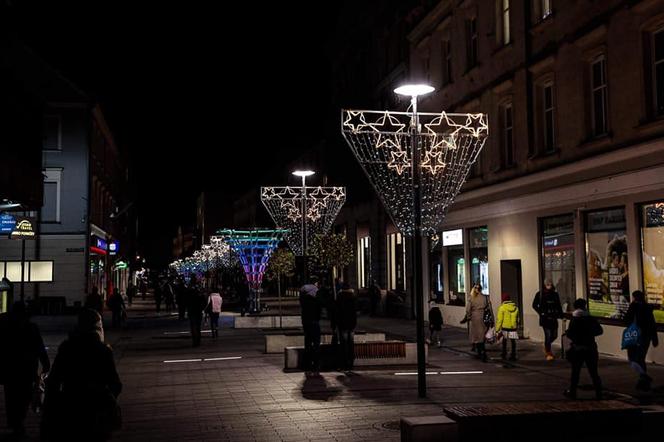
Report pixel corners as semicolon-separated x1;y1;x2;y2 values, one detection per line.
590;56;608;136
652;28;664;116
43;115;62;151
533;0;552;23
466;17;478;69
42;169;62;223
639;201;664;324
585;208;629;320
441;39;452;86
542;82;556;153
497;0;510;46
447;244;466;306
357;236;371;289
501;102;515;166
387;232;406;291
541;214;576;312
469;227;489;294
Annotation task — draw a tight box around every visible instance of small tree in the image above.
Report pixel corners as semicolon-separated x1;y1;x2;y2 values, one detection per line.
266;248;296;328
308;233;354;297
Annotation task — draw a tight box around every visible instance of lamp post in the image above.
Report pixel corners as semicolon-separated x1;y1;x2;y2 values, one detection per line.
341;83;488;398
394;84;434;399
292;170;314;283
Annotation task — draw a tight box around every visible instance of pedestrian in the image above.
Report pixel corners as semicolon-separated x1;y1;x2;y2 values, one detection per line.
462;283;489;362
624;290;659;391
126;282;136;306
175;277;186;320
563;299;603;400
206;288;223;338
318;280;336;344
336;283;357;372
84;286;104;316
107;288;125;329
299;277;321;373
41;309;122;441
154;281;163;314
140;280;147;300
368;280;381;316
0;301;50;440
428;301;443;348
164;279;176;313
532;278;563;361
186;275;205;347
237;281;249;317
496;293;519;361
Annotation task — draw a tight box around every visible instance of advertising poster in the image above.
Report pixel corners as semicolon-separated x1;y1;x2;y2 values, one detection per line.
641;202;664;324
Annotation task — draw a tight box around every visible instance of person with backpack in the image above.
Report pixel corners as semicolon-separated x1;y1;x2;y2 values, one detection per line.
564;299;603;400
496;293;519;361
428;302;443;348
532;279;563;361
624;290;659;391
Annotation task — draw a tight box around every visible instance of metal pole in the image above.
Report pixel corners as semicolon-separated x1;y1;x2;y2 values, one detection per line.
20;239;25;301
411;95;426;398
302;176;308;283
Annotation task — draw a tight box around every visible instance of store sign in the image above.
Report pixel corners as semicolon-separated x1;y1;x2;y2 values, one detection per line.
1;213;16;234
109;240;119;255
95;237;108;250
10;217;37;240
442;229;463;246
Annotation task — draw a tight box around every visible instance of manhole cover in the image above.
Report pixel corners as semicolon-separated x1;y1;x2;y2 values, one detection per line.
374;420;400;431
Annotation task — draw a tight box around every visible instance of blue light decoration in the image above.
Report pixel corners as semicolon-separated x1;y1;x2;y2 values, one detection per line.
217;228;287;313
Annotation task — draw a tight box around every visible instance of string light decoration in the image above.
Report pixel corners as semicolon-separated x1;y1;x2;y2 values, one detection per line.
260;186;345;256
341;110;488;236
217;228;287;312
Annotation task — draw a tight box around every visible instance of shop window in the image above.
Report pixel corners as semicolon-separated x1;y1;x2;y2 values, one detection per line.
469;227;489;294
357;236;371;288
640;201;664;324
541;214;576;312
387;232;406;291
585;208;629;320
447;245;466;306
430;235;443;302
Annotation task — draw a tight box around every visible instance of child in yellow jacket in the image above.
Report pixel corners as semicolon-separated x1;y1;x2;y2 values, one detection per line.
496;292;520;361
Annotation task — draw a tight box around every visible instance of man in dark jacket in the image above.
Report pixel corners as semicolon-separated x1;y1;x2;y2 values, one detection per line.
532;279;563;360
336;284;358;371
564;298;603;400
0;301;50;439
624;290;659;391
299;277;321;373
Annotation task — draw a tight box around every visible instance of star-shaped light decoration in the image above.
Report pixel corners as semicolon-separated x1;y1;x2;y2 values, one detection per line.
421;148;446;175
343;110;369;133
387;149;411;175
368;111;406;149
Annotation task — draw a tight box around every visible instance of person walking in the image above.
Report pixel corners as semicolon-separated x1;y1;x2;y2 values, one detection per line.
107;288;125;329
532;279;563;361
496;293;519;361
186;276;205;347
126;282;136;306
84;286;104;316
428;302;443;348
336;283;358;372
154;281;163;314
463;283;489;362
206;288;223;338
0;301;50;440
41;309;122;441
164;279;176;313
299;277;321;373
175;277;187;320
624;290;659;391
564;299;603;400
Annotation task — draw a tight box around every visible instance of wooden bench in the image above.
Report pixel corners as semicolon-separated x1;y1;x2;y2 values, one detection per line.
284;340;426;370
441;401;642;441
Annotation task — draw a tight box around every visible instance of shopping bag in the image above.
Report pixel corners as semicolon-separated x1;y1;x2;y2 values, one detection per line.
621;322;641;349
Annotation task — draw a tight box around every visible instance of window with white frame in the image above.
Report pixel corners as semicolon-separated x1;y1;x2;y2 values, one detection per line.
590;55;608;136
387;232;406;291
357;236;371;288
652;28;664;116
502;102;515;166
42;169;62;223
542;82;556;152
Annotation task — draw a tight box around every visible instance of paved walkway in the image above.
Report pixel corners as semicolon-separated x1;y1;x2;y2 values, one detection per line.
1;298;662;441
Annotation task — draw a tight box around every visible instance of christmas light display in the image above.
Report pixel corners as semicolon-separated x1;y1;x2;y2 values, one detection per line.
217;228;287;312
260;186;345;256
341;110;488;236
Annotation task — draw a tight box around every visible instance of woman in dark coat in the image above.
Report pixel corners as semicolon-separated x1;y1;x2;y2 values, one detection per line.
624;290;659;391
42;309;122;441
564;299;603;400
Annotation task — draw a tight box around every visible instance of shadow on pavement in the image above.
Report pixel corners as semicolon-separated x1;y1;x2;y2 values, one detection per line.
300;372;343;401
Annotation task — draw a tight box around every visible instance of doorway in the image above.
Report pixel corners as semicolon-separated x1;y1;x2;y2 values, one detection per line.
500;259;524;335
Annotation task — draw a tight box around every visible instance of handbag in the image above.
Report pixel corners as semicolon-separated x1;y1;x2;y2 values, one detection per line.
485;327;497;344
621;321;641;350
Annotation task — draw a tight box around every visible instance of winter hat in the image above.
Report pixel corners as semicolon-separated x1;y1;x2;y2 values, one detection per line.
501;292;510;302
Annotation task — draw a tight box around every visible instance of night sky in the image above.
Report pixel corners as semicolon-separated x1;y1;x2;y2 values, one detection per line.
6;0;345;265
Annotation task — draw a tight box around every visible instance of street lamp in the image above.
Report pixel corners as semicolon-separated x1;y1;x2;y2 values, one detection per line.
293;170;313;282
341;83;489;398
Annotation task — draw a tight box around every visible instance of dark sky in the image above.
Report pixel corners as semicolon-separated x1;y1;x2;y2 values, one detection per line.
7;0;343;264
